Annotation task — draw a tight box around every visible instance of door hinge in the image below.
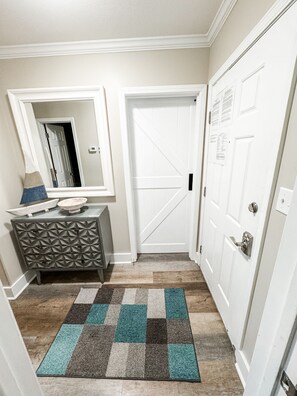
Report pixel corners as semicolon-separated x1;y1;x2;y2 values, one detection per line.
45;131;49;139
203;186;206;197
199;245;202;254
208;111;212;125
280;371;297;396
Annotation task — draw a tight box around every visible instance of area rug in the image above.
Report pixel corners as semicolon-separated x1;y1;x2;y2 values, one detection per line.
37;287;201;382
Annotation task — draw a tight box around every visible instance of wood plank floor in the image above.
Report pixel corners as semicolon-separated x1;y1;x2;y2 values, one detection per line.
11;254;243;395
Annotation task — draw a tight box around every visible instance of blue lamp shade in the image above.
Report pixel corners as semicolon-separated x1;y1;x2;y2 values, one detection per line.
20;171;48;205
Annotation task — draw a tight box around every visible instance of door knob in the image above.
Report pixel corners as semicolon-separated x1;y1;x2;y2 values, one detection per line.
230;231;253;257
248;202;258;213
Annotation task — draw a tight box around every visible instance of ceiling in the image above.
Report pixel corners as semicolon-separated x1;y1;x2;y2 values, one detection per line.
0;0;224;46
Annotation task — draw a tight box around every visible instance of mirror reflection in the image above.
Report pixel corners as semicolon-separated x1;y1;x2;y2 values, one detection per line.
31;100;103;188
8;86;114;197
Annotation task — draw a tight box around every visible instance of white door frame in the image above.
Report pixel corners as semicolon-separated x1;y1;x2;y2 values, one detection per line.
119;85;207;262
37;117;86;186
244;176;297;395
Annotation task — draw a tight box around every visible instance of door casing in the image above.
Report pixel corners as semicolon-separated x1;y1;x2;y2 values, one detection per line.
120;85;207;262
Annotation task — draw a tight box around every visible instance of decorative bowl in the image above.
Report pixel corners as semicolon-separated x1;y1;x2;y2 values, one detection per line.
58;197;87;214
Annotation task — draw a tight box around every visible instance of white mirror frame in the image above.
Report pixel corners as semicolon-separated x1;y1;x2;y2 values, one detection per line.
8;86;115;197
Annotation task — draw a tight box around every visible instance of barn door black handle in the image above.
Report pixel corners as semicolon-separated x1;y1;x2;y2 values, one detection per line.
188;174;193;191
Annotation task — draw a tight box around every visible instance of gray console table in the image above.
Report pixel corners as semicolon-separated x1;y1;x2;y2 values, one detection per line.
11;205;113;284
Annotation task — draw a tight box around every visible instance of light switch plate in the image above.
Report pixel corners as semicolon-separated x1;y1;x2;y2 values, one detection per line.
276;187;293;215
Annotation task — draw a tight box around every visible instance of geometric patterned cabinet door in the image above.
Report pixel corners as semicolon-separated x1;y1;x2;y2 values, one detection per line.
11;205;113;284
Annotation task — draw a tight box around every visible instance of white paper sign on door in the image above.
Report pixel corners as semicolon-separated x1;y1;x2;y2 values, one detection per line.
216;132;228;165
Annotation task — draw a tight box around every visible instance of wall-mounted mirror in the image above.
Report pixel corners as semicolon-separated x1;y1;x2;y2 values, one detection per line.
8;86;114;197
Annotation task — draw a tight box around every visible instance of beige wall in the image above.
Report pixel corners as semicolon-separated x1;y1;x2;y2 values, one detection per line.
0;48;209;286
33;100;104;186
208;0;277;78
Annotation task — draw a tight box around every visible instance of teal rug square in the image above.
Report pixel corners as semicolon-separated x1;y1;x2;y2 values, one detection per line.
36;324;83;376
168;344;200;380
165;288;189;319
86;304;108;324
115;304;147;343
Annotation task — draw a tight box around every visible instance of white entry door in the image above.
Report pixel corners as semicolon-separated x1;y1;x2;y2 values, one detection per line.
128;96;197;253
201;4;297;350
45;124;74;187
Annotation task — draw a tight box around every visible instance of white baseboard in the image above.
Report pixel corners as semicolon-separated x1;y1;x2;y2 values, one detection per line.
110;253;132;264
189;251;200;264
4;270;36;300
235;349;250;388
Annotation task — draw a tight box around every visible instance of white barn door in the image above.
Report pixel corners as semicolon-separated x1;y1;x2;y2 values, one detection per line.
128;96;197;253
201;3;297;350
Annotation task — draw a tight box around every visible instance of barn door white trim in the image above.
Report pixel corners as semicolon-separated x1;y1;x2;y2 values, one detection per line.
120;85;207;262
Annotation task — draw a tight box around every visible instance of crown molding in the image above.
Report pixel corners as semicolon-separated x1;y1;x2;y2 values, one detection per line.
207;0;238;46
0;34;209;59
0;0;237;59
